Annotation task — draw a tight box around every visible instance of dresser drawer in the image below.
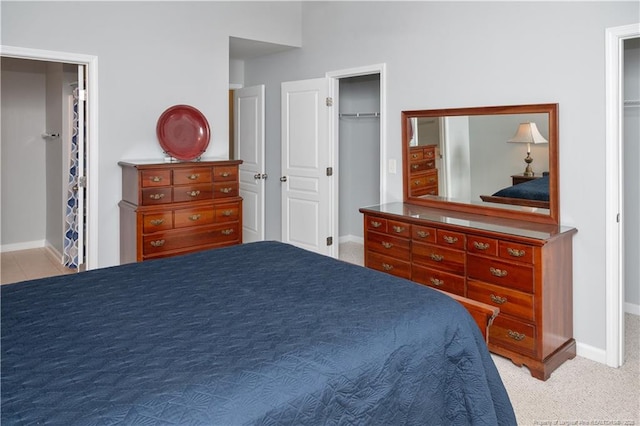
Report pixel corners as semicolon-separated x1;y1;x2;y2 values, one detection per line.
489;315;537;356
467;279;534;321
436;229;465;250
174;206;215;229
142;212;173;233
213;182;239;198
215;204;240;222
173;167;212;185
410;159;436;173
141;187;172;205
412;225;437;243
140;170;171;187
412;242;465;275
387;220;411;238
412;264;465;296
467;254;533;293
173;183;214;203
467;235;498;256
366;251;411;279
499;241;534;264
213;166;238;182
365;216;387;233
143;223;240;256
366;231;410;260
409;171;438;191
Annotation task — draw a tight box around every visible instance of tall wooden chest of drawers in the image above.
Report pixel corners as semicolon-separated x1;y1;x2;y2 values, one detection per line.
408;145;438;196
360;202;577;381
119;160;243;263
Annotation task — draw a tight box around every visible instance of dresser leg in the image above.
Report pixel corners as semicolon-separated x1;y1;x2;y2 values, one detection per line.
490;338;576;381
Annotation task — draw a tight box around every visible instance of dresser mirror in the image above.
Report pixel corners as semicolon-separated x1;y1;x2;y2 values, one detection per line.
402;103;559;225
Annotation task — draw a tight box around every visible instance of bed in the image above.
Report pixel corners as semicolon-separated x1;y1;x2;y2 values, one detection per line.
1;241;516;425
480;174;550;209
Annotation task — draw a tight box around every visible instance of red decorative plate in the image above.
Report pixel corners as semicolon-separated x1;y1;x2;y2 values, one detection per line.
156;105;210;161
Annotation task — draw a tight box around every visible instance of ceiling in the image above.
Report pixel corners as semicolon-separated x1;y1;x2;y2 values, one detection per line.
229;37;295;61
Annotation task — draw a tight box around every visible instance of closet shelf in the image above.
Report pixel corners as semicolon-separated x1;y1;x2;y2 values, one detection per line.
339;112;380;118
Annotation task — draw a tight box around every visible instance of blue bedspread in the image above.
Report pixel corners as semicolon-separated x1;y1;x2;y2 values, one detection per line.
2;241;515;425
492;175;549;201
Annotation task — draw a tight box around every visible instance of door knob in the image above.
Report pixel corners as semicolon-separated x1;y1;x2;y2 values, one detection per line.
280;176;287;182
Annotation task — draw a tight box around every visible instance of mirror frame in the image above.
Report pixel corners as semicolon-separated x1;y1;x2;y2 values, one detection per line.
402;103;559;225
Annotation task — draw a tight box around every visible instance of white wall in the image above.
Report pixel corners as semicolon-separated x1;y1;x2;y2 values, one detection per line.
242;1;639;358
1;59;48;248
1;1;302;267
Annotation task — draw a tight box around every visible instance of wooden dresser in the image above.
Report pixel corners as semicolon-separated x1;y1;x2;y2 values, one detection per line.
408;145;438;196
360;202;577;381
119;160;242;263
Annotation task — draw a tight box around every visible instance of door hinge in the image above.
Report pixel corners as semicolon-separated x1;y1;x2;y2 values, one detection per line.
326;167;333;176
326;236;333;246
326;97;333;107
78;176;87;188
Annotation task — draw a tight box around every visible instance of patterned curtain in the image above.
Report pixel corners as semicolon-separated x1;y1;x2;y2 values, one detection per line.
62;91;79;269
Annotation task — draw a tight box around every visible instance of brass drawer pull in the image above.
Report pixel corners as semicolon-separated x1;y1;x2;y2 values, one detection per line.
220;187;233;194
381;241;393;249
187;190;201;197
411;153;419;159
416;230;430;238
189;214;201;221
370;221;382;228
221;229;234;235
507;330;526;341
220;171;230;177
149;193;165;200
507;248;526;257
474;241;490;250
490;294;508;305
151;176;163;182
430;277;444;286
414;180;421;186
426;152;434;158
188;174;200;180
411;164;419;170
392;225;405;233
430;253;444;262
382;263;393;271
428;177;436;183
443;235;458;244
149;219;165;226
150;239;165;247
490;267;508;277
222;210;233;217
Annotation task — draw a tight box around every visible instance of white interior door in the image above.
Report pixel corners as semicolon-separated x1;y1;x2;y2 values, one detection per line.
234;85;265;243
75;64;86;269
281;78;333;256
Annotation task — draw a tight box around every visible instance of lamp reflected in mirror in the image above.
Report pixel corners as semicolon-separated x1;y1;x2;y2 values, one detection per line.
508;122;548;177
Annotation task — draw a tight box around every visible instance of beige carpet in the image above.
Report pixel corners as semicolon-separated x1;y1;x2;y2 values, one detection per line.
339;242;640;425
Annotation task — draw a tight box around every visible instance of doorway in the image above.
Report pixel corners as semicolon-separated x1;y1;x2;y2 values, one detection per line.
604;24;640;368
329;64;386;261
0;45;98;271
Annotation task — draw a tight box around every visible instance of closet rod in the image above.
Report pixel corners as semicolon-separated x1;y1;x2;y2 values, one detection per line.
339;112;380;118
623;99;640;108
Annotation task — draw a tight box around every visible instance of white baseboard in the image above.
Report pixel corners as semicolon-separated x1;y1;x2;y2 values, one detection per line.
44;242;63;264
625;302;640;316
0;240;45;253
338;235;364;245
576;341;607;364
